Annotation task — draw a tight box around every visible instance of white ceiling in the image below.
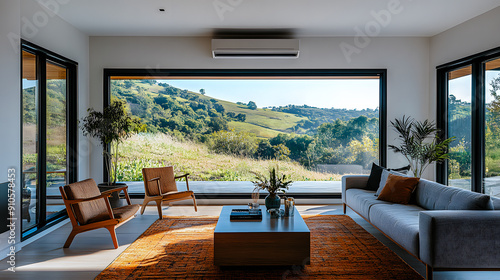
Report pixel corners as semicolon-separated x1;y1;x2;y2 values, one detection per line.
36;0;500;37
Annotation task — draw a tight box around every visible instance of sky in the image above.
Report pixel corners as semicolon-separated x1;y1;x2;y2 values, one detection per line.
449;70;500;104
23;79;37;89
157;79;380;110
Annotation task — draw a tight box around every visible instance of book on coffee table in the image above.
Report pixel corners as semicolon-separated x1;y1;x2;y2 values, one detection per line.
230;209;262;221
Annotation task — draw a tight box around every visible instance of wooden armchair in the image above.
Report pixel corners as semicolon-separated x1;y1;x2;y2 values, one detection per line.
141;166;197;219
59;178;140;249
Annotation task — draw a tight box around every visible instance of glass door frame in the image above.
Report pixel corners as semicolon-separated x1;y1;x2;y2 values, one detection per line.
437;45;500;193
21;40;78;240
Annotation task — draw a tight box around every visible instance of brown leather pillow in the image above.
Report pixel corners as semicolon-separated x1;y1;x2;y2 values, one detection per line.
377;173;420;204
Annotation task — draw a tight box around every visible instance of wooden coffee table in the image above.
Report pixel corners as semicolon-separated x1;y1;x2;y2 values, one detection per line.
214;205;310;266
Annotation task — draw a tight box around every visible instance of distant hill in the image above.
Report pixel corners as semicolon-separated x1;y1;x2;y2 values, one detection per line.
111;79;379;138
269;105;378;134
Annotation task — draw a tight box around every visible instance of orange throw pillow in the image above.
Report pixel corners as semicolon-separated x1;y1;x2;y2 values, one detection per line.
377;173;420;204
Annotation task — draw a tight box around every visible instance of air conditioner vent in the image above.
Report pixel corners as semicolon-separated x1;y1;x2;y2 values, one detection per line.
211;39;299;59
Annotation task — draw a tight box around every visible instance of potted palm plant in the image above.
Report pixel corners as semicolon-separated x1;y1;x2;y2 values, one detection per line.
252;167;293;210
389;115;454;178
81;100;143;207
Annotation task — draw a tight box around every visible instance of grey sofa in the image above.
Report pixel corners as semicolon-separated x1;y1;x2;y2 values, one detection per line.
342;175;500;280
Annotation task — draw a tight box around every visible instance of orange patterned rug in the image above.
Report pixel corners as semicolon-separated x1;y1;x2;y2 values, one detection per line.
96;215;423;279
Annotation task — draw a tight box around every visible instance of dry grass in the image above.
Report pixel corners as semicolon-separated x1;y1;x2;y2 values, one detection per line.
118;133;342;181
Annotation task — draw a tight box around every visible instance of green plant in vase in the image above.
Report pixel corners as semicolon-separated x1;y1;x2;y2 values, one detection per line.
252;167;293;211
389;115;454;178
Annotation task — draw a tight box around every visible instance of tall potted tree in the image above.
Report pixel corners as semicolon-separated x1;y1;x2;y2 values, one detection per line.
389;115;454;178
81;100;143;207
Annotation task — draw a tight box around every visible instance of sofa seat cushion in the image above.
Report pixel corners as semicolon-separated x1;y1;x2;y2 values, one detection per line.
369;203;424;257
112;204;140;222
415;179;491;210
345;189;391;219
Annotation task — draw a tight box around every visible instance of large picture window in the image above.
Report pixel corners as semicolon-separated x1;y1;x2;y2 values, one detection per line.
104;69;386;197
437;46;500;196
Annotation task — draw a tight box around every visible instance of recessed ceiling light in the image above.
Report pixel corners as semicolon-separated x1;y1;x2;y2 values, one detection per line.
159;8;165;12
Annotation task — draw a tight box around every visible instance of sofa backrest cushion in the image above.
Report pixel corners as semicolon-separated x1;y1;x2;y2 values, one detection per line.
414;179;491;210
366;163;385;191
488;197;500;210
367;163;411;191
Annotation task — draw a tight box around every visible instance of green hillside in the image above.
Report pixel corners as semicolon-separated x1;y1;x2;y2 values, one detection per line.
218;100;306;133
228;121;282;138
111;79;376;139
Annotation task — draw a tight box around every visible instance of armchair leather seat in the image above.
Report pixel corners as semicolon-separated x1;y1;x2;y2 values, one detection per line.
86;204;140;225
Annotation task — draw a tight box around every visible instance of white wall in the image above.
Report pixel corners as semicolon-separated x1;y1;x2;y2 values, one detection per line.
430;6;500;68
0;0;21;257
89;36;431;181
21;0;90;181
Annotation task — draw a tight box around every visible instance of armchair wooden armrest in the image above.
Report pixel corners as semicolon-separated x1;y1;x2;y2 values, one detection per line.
148;177;161;182
174;173;189;179
101;186;132;205
147;177;162;197
64;193;111;205
101;186;128;195
175;173;190;191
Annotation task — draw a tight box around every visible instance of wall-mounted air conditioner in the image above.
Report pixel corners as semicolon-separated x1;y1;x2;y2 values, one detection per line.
211;39;300;59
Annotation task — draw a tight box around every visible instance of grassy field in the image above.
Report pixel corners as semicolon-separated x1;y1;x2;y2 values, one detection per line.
117;133;342;182
116;80;305;139
227;121;283;138
217;100;306;133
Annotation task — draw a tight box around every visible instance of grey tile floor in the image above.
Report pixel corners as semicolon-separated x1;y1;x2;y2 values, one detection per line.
1;205;499;280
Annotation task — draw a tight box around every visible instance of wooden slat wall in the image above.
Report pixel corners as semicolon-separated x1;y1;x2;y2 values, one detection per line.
448;65;472;80
486;58;500;71
448;58;500;80
23;51;66;80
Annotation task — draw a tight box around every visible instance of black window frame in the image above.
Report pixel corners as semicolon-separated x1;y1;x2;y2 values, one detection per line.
103;68;387;199
437;45;500;193
21;40;78;240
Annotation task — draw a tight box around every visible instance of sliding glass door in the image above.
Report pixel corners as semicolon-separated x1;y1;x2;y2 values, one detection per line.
21;41;78;239
45;60;68;220
447;65;472;191
484;57;500;196
21;50;39;230
437;46;500;196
